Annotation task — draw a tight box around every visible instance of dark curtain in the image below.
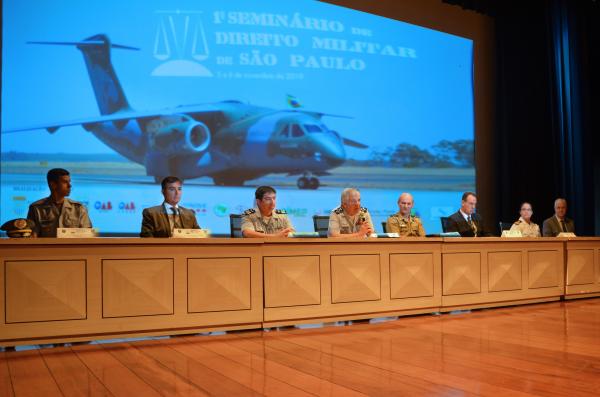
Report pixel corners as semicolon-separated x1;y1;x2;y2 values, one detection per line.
445;0;600;235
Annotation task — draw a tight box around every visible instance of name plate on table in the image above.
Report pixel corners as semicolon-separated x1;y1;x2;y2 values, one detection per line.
288;232;320;238
501;230;522;238
374;233;400;238
57;228;98;238
172;228;210;238
557;232;576;238
440;232;461;237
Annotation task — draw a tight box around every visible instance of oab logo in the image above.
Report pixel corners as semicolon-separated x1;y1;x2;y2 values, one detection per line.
213;204;228;217
94;201;113;211
119;201;136;212
152;10;212;77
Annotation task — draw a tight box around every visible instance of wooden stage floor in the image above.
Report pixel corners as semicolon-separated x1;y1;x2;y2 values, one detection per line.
2;298;599;396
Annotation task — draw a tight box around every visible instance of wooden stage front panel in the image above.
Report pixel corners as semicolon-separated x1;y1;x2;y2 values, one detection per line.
0;239;263;346
0;236;594;346
565;237;600;298
262;238;443;327
441;238;565;310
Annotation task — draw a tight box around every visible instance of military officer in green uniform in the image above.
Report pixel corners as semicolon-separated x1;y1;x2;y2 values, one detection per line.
241;186;294;237
27;168;93;237
386;192;426;237
328;188;374;238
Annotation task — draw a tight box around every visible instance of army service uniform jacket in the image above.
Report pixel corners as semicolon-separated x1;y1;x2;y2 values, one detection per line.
140;205;200;237
27;196;92;237
328;206;373;236
386;212;425;236
509;217;541;237
241;208;294;235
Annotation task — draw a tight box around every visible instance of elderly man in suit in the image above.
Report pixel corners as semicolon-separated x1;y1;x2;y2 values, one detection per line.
542;198;575;237
140;176;200;237
446;191;489;237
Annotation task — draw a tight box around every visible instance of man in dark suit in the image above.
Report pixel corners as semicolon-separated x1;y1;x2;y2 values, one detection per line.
140;176;200;237
446;191;489;237
542;198;575;237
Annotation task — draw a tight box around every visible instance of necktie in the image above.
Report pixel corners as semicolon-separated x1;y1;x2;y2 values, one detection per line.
468;216;477;235
171;207;182;229
560;220;567;232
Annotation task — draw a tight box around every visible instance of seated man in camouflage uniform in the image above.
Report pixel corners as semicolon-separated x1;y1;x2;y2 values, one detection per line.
328;188;374;238
27;168;93;237
386;192;426;236
241;186;294;238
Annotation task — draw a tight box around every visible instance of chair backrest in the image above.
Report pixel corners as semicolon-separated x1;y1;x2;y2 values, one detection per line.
312;215;330;237
499;221;513;234
440;216;450;233
229;214;243;238
381;221;387;233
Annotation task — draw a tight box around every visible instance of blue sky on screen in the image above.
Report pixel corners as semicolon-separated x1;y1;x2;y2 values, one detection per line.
1;0;473;158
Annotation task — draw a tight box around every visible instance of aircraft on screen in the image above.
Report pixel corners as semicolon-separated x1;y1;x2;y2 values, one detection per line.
3;34;367;189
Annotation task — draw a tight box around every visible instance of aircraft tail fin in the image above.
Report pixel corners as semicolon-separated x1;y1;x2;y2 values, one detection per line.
28;34;139;115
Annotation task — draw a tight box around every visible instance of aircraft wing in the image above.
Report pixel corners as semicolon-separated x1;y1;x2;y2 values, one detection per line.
290;109;353;119
342;137;369;149
2;106;224;134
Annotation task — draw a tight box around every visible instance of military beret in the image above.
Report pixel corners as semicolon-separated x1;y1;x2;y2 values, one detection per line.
1;218;36;238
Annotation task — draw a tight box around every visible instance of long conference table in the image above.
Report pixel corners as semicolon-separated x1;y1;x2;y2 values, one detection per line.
1;237;599;346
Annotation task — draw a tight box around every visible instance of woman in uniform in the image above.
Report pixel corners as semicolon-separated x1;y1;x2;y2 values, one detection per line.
509;202;541;237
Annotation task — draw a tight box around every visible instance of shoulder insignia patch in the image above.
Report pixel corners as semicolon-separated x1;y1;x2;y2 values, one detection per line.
333;207;344;214
360;207;368;213
243;208;256;216
514;220;522;225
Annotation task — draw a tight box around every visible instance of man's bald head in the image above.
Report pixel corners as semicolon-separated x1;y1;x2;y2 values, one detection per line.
398;192;414;217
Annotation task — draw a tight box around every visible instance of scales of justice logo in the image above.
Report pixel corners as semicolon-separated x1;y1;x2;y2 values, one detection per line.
152;10;212;77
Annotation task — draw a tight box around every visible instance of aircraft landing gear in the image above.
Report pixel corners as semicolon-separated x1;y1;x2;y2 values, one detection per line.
297;175;320;190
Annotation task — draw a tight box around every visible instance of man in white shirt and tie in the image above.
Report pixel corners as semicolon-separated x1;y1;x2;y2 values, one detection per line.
140;176;200;237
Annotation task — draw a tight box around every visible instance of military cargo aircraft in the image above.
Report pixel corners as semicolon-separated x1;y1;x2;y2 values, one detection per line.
3;34;368;189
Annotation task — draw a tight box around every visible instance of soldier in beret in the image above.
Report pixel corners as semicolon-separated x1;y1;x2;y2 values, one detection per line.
328;188;374;238
386;192;425;237
27;168;92;237
241;186;294;238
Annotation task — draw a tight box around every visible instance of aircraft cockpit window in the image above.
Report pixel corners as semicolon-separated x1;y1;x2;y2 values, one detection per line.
304;124;323;133
291;124;304;138
280;125;290;137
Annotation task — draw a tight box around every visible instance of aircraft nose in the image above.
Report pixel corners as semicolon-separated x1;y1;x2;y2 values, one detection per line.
317;135;346;167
